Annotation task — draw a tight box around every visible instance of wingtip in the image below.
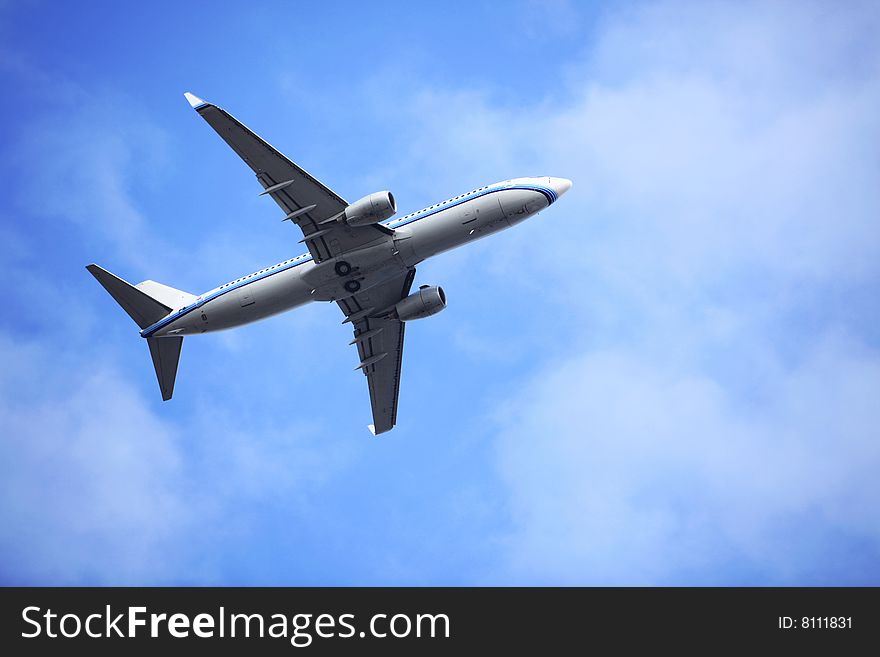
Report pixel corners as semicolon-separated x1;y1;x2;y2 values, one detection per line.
183;91;207;109
367;424;376;436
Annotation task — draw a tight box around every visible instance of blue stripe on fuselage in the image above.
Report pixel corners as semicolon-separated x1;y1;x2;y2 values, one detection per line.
386;183;555;230
140;256;313;337
140;183;553;337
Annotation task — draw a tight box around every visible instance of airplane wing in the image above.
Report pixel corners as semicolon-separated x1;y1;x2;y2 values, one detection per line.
183;92;392;263
339;268;416;435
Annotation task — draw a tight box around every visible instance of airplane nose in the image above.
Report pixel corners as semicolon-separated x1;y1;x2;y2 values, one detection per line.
547;177;572;200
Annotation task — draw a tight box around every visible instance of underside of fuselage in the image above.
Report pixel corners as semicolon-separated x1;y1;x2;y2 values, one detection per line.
146;178;561;338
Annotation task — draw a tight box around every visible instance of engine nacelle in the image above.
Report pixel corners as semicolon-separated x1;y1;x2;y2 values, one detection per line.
344;191;396;226
395;285;447;321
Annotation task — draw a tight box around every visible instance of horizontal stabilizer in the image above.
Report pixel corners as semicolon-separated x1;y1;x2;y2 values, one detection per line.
86;264;171;329
147;336;183;401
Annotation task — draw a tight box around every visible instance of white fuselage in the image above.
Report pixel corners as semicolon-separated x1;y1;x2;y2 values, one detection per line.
141;177;567;338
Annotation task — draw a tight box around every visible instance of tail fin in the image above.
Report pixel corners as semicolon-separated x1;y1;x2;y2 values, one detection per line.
134;280;197;312
86;263;190;401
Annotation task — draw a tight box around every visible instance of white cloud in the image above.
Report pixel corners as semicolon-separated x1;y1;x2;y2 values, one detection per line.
0;331;349;584
3;0;879;585
0;333;190;583
371;1;880;582
379;2;880;290
493;335;880;584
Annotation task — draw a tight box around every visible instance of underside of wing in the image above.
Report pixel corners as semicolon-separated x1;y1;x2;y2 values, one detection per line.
184;92;391;262
339;269;416;435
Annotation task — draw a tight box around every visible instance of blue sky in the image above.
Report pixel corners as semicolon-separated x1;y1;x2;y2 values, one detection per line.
1;0;879;585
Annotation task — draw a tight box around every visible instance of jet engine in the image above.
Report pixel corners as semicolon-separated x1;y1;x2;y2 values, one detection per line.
395;285;447;321
344;191;397;226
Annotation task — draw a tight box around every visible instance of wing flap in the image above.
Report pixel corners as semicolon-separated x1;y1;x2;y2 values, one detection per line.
354;316;405;434
338;268;415;435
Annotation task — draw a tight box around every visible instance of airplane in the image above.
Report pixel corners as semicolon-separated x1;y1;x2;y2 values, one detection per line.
87;92;572;435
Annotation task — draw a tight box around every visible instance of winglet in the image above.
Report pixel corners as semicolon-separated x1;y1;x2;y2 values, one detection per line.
367;424;377;436
183;91;207;109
